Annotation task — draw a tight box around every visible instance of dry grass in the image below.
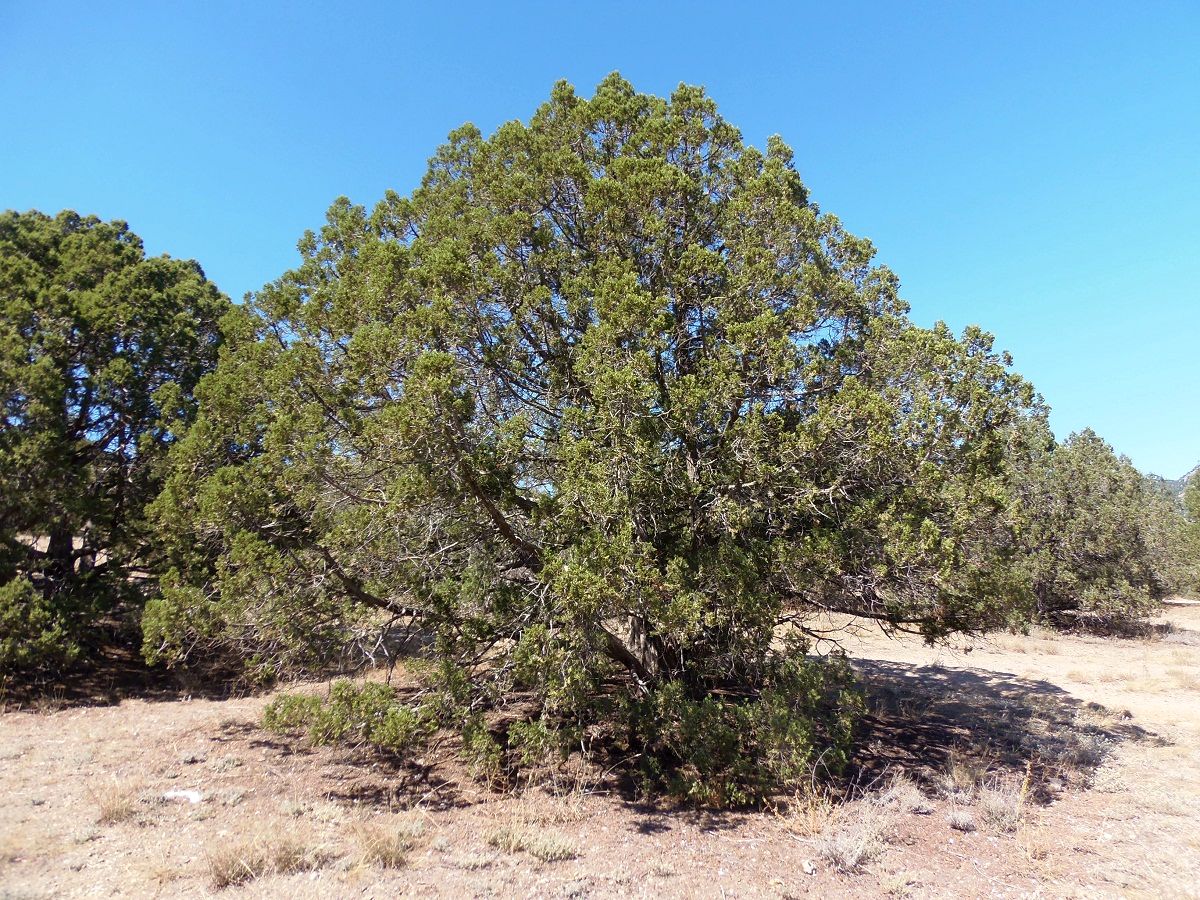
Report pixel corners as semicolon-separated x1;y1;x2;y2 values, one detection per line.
205;829;330;889
1167;668;1200;691
947;806;976;832
350;812;425;869
1017;825;1052;863
485;822;579;862
89;780;140;825
351;823;410;869
817;805;893;873
782;790;837;836
448;851;494;870
937;748;988;798
873;773;934;815
880;870;920;897
977;774;1028;833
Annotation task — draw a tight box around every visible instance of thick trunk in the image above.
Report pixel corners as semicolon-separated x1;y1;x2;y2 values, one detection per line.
46;525;76;595
600;615;680;692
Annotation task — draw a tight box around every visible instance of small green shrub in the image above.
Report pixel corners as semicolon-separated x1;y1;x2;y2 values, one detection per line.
262;693;323;732
0;577;79;674
507;717;563;768
462;718;504;785
627;653;863;807
262;680;433;753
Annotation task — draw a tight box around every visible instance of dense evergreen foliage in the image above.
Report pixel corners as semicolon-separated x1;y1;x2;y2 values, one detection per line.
143;76;1041;800
0;210;229;671
1009;426;1192;626
2;77;1194;802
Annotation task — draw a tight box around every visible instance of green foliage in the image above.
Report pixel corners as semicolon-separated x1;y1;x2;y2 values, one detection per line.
263;680;433;752
0;576;79;672
1179;481;1200;595
153;75;1037;800
627;652;861;807
261;692;323;732
506;717;564;768
0;209;229;673
1011;426;1187;624
461;717;505;785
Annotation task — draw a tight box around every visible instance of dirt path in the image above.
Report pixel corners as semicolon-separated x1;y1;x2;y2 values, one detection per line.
3;607;1199;899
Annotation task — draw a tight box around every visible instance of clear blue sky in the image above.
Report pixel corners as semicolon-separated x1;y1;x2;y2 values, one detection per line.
2;1;1197;476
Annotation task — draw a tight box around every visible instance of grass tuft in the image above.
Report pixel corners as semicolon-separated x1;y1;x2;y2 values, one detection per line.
205;831;329;889
486;823;579;862
817;806;892;873
977;774;1028;833
89;781;140;825
947;807;976;832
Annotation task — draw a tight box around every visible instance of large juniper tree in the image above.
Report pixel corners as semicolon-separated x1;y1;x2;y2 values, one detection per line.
0;210;229;670
148;76;1035;800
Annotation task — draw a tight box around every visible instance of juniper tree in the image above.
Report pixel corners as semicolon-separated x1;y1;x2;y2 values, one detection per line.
0;210;229;670
148;76;1034;801
1011;426;1187;624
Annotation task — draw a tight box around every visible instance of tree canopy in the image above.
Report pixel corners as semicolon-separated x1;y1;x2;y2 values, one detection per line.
0;209;229;670
145;75;1042;800
1009;427;1190;626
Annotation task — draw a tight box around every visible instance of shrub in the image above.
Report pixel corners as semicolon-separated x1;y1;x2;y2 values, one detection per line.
627;653;862;806
1011;427;1186;626
262;680;433;753
0;577;78;674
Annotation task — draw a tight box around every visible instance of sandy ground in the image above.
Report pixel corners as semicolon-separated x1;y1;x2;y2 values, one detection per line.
3;606;1200;899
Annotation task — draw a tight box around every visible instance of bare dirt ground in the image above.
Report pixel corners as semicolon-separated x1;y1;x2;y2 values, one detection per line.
3;605;1200;899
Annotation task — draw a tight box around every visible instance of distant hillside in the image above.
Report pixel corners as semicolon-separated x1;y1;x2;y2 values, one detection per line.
1152;463;1200;498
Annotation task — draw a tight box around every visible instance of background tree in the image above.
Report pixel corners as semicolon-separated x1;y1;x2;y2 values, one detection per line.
1011;426;1186;626
0;209;229;671
1180;480;1200;594
148;76;1035;802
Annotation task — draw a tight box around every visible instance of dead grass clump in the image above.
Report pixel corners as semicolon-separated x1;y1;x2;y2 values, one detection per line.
977;775;1028;833
937;749;988;798
351;823;411;869
947;807;976;832
206;832;329;889
449;851;494;870
486;823;579;862
350;812;425;869
1061;731;1107;769
873;773;934;815
783;790;837;836
1166;668;1200;691
1018;826;1052;862
89;781;140;825
817;806;892;873
881;871;919;896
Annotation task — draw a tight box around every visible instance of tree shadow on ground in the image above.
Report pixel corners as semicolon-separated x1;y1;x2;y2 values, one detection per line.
851;657;1164;802
213;714;472;812
0;638;242;711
